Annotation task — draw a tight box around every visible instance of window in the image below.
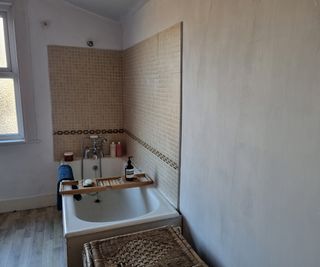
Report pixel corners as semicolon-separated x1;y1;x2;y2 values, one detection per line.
0;4;24;142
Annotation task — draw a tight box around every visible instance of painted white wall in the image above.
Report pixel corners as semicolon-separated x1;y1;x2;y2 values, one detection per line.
122;1;320;266
0;0;122;212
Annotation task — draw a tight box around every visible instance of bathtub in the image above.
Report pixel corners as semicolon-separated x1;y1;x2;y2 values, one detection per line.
62;158;181;267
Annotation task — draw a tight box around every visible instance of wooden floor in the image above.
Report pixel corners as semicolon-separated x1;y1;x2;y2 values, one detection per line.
0;206;66;267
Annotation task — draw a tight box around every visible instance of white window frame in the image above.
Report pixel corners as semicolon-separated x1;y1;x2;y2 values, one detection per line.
0;3;24;143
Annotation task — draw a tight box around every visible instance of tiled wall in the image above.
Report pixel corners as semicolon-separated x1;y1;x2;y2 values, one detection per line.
123;23;182;207
48;46;124;160
48;25;181;207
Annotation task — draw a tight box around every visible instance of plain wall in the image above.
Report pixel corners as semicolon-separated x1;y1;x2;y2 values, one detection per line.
122;0;320;266
0;0;122;212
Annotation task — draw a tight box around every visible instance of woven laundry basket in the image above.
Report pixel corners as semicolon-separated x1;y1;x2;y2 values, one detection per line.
83;226;208;267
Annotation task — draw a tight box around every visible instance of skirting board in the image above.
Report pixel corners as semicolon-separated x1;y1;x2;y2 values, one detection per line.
0;193;56;213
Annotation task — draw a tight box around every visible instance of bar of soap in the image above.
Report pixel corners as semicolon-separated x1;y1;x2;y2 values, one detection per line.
83;179;94;187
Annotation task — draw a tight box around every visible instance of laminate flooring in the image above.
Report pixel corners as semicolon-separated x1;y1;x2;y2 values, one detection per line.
0;206;66;267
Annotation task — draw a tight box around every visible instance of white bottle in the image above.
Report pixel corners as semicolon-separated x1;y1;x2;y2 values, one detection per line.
110;142;116;157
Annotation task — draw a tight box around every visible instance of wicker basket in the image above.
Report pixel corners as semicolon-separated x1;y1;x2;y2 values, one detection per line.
83;226;208;267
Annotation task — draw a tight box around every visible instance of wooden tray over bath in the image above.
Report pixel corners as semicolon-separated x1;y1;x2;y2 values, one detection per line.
59;173;153;195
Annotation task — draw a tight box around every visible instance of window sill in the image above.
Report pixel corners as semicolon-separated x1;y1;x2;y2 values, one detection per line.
0;139;25;145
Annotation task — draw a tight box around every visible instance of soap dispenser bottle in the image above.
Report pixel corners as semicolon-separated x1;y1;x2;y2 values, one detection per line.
110;142;116;157
125;156;134;181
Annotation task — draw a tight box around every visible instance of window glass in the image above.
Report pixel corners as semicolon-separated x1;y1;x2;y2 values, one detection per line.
0;78;18;135
0;16;8;68
0;6;24;142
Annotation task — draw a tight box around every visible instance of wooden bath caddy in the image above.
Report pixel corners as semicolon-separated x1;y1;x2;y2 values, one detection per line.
59;173;153;195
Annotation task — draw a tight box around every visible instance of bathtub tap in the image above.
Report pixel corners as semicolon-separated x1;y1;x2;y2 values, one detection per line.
83;147;90;159
83;135;106;159
81;135;107;179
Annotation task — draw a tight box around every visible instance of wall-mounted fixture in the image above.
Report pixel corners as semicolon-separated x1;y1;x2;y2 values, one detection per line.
40;20;50;29
87;40;94;47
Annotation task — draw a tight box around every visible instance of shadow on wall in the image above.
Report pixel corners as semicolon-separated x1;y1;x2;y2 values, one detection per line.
183;218;223;267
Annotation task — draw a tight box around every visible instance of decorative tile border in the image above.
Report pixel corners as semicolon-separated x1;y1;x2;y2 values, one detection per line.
125;129;179;170
53;128;124;135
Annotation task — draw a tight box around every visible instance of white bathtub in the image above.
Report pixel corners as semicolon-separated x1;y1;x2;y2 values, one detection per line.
62;187;180;238
62;158;181;267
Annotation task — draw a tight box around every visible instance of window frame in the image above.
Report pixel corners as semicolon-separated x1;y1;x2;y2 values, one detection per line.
0;3;24;143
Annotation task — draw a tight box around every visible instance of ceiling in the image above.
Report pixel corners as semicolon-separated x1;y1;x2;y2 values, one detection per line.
64;0;149;21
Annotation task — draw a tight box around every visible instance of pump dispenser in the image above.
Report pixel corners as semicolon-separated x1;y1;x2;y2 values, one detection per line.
125;156;134;181
110;142;116;157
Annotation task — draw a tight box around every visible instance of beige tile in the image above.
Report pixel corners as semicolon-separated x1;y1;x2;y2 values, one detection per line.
48;23;181;207
123;23;181;207
48;46;123;160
